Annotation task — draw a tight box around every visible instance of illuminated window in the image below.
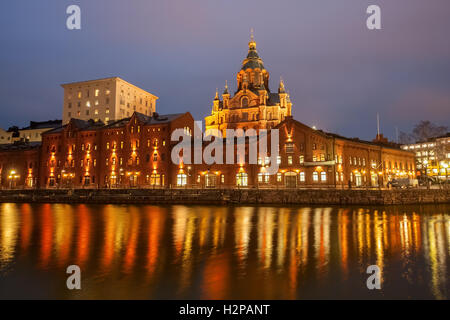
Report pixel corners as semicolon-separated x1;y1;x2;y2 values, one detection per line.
177;174;187;186
299;172;305;182
299;155;304;164
95;89;100;97
86;101;91;107
288;156;293;165
285;143;294;153
277;173;282;182
150;174;160;186
257;172;269;183
236;173;248;186
321;171;327;182
313;172;319;182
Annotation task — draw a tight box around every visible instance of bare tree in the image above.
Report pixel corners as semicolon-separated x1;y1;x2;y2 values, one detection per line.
412;121;447;141
401;121;448;143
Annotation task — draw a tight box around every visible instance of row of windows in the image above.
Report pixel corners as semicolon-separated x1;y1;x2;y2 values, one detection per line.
68;99;110;109
48;152;166;169
175;171;329;187
68;88;110;100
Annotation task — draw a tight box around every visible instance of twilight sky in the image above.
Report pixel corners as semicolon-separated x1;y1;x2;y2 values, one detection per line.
0;0;449;140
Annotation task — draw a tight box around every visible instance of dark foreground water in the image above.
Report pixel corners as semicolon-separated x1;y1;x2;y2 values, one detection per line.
0;203;448;300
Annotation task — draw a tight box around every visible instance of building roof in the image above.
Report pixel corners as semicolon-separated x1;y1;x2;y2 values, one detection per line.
241;38;265;71
0;141;41;152
325;132;406;151
44;119;105;134
43;112;187;134
275;117;409;152
20;120;62;130
60;77;159;99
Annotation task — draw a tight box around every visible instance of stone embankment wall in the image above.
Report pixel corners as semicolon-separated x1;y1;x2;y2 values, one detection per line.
0;188;448;205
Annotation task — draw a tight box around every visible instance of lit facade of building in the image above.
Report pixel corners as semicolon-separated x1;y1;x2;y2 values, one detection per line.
401;133;450;180
0;142;40;188
0;114;415;189
205;35;292;137
39;112;193;188
62;77;158;125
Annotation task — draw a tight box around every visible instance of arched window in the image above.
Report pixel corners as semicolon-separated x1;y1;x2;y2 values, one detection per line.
241;96;249;108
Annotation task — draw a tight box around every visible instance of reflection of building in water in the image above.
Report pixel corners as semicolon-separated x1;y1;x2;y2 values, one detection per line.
19;203;33;251
39;204;53;268
0;203;19;270
234;207;253;269
338;209;350;278
0;204;448;299
373;210;385;283
313;208;331;277
172;206;197;293
288;207;310;298
276;208;290;270
122;207;140;274
54;204;74;267
198;208;212;249
423;215;448;300
76;205;91;268
202;252;230;300
257;208;275;270
212;208;227;251
146;207;166;278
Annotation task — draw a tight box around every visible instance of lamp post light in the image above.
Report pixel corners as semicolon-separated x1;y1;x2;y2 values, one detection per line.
8;170;20;189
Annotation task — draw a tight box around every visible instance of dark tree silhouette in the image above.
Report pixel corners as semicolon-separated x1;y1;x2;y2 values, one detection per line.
399;121;447;144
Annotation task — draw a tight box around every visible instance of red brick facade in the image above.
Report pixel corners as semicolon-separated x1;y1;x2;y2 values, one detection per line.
0;113;415;189
0;143;40;189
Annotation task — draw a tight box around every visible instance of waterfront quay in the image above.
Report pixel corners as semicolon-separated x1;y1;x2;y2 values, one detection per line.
0;187;448;205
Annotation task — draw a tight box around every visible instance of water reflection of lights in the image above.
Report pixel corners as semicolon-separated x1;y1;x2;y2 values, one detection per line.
0;203;19;270
0;204;448;299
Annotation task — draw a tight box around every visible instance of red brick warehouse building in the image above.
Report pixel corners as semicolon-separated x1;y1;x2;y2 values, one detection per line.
38;112;194;189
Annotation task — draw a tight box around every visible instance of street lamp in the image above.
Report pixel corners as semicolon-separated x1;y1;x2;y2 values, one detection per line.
8;170;20;189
